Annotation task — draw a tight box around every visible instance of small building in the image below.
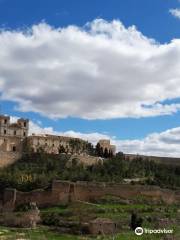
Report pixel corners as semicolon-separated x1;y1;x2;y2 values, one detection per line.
89;218;117;235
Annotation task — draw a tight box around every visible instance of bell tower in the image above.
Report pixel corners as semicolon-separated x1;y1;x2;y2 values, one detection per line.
17;118;29;137
0;115;10;136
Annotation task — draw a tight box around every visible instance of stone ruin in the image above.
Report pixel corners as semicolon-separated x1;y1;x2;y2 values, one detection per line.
0;202;40;228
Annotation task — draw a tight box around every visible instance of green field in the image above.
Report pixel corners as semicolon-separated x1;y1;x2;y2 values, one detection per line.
0;226;179;240
1;200;180;240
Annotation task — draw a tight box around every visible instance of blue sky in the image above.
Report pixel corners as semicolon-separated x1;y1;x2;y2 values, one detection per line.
0;0;179;42
1;0;180;156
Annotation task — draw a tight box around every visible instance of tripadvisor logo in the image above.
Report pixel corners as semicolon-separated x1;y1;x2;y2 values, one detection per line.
135;227;173;235
135;227;144;236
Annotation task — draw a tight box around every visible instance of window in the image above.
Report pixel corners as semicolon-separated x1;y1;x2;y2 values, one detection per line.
14;130;16;136
12;146;16;152
4;129;6;135
4;119;7;124
24;122;27;127
23;132;26;137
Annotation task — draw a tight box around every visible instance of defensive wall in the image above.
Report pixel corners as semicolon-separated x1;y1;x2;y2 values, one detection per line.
2;181;180;211
0;151;22;168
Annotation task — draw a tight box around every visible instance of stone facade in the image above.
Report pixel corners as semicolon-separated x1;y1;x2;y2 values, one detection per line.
27;134;88;155
0;115;29;167
0;115;29;138
0;115;116;168
98;139;116;156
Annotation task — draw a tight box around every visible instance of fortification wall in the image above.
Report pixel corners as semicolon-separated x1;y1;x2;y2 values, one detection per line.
16;190;56;207
74;182;179;204
0;151;22;168
2;181;180;211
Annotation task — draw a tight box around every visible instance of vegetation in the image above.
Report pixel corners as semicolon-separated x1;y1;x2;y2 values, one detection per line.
0;151;180;192
1;200;180;239
95;142;113;158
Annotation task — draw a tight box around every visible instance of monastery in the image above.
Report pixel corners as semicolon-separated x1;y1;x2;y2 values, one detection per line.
0;115;116;167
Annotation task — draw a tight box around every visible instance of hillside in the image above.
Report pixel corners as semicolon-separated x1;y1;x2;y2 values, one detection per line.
0;152;180;192
125;154;180;166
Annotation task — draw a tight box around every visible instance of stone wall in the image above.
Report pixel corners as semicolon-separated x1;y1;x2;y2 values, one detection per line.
68;155;103;167
0;151;22;168
0;115;29;138
2;181;180;211
98;139;116;155
0;136;23;152
27;135;89;155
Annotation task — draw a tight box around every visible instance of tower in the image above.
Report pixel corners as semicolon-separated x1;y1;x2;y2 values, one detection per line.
17;118;29;137
0;115;10;136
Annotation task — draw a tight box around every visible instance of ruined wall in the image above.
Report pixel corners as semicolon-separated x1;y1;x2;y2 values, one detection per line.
2;181;180;211
0;136;23;152
68;155;103;167
74;182;141;202
0;151;22;168
27;135;89;155
0;137;23;168
74;182;178;205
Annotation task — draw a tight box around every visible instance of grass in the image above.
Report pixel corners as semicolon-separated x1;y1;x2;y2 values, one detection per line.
0;201;179;240
0;226;80;240
0;226;177;239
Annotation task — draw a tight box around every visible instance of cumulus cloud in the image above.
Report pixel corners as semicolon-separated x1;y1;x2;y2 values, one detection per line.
1;19;180;119
29;120;112;146
115;128;180;157
28;120;180;157
169;8;180;19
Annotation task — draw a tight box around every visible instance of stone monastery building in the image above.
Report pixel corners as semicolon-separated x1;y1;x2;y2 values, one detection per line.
0;115;116;167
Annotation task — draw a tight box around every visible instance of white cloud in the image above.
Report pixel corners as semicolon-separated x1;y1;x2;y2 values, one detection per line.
169;8;180;19
29;120;180;158
1;19;180;119
29;120;111;146
115;127;180;157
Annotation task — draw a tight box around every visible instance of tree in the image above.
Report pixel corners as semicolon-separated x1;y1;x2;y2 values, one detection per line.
104;148;109;158
95;143;101;156
130;212;143;230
